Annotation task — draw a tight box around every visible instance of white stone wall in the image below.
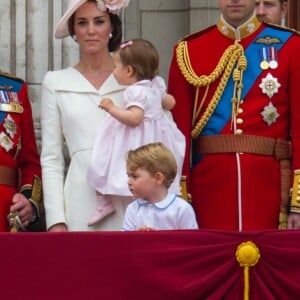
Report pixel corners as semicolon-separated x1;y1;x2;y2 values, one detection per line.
0;0;219;148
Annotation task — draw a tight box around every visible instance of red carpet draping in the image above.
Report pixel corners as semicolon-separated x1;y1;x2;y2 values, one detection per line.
1;230;300;300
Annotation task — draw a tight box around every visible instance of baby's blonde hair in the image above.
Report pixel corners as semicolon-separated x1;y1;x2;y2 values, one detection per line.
126;142;177;188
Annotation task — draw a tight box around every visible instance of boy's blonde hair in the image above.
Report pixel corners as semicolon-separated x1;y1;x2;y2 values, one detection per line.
126;142;177;188
118;38;159;81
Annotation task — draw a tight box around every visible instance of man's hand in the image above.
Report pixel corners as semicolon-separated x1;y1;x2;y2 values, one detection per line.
287;213;300;229
9;193;33;227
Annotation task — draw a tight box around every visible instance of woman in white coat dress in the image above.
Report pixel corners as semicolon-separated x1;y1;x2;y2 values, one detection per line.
41;0;132;231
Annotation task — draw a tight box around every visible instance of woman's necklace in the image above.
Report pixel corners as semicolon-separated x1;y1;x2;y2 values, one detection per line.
77;55;113;76
76;62;112;77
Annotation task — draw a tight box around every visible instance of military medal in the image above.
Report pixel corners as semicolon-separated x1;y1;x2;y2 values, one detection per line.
4;114;17;138
259;73;281;98
0;102;23;113
261;102;280;126
260;47;269;70
0;89;23;113
260;61;269;70
7;91;19;102
10;102;23;113
269;47;278;69
269;60;278;69
0;132;13;152
0;91;9;103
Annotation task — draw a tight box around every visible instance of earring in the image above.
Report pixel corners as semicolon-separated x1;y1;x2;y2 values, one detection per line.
72;35;77;41
109;33;113;39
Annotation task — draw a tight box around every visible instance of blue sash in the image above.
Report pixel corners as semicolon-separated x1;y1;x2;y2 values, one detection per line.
0;76;22;123
193;27;293;166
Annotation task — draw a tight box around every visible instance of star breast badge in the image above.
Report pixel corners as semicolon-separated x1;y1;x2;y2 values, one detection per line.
0;132;13;152
261;102;280;126
4;114;17;138
259;73;281;98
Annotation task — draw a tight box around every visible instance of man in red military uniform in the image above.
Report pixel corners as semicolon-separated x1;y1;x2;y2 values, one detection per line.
255;0;288;25
0;71;42;231
168;0;300;231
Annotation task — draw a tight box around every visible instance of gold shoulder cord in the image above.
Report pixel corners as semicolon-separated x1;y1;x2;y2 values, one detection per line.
176;41;247;139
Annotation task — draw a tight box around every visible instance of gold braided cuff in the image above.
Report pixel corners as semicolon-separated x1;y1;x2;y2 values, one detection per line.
179;176;192;203
278;212;288;229
290;170;300;213
20;176;42;219
30;175;42;218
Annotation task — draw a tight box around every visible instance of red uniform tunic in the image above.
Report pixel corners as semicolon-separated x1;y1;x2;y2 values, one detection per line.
168;15;300;231
0;71;41;231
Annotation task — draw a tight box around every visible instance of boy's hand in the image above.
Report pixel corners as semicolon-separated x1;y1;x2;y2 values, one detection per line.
138;226;156;231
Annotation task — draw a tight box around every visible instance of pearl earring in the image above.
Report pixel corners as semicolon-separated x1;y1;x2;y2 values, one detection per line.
109;33;113;39
72;35;77;41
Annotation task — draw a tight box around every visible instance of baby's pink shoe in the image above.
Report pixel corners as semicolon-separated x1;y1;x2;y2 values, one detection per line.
87;196;115;226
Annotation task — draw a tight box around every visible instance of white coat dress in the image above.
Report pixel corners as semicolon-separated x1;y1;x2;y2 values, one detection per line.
41;68;133;231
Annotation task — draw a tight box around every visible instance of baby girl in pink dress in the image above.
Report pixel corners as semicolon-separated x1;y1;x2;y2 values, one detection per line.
87;38;185;226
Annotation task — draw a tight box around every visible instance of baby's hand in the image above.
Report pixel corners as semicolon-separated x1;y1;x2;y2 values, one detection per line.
99;98;114;112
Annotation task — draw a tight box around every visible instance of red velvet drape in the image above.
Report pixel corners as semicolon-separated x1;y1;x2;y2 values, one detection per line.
1;230;300;300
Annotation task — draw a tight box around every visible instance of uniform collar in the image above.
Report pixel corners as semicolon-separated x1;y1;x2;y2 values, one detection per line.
217;13;261;40
137;193;177;209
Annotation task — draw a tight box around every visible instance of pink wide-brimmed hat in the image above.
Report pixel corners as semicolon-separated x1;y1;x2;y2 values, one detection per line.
54;0;130;39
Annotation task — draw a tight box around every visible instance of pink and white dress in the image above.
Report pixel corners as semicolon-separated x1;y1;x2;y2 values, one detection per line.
87;76;186;196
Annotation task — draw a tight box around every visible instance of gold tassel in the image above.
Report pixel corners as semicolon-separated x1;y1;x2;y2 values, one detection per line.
236;241;260;300
7;212;20;232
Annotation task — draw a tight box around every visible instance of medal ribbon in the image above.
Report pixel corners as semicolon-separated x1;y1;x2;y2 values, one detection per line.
0;77;22;123
201;27;292;136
